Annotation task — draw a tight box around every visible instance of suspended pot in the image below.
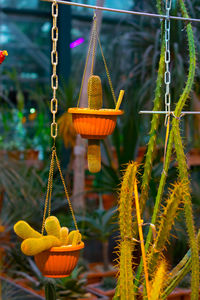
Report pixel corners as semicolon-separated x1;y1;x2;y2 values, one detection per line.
68;108;123;139
34;242;84;278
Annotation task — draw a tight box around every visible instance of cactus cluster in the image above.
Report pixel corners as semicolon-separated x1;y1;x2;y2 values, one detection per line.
87;75;102;173
14;216;82;256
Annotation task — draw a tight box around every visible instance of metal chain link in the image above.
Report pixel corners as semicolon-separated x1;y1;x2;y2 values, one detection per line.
51;0;58;139
164;0;172;126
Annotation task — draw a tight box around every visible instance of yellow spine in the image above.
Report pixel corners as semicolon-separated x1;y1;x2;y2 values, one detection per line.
14;221;42;239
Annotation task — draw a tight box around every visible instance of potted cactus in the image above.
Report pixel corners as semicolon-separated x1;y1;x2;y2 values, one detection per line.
13;216;84;278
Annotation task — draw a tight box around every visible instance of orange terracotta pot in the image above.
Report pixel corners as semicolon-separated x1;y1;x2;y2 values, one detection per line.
68;108;123;139
34;242;84;278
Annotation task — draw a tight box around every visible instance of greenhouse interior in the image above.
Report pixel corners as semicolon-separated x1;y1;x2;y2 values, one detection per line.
0;0;200;299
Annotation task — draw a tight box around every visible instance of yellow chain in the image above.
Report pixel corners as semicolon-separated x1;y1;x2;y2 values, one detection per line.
96;32;117;105
41;149;55;234
77;17;97;107
90;14;97;76
42;0;79;233
55;151;79;231
51;0;58;139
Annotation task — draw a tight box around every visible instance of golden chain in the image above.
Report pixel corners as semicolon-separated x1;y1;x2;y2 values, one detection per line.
55;151;79;231
77;13;117;107
77;16;97;107
96;32;117;105
41;149;56;234
41;0;79;233
51;0;58;140
90;14;97;76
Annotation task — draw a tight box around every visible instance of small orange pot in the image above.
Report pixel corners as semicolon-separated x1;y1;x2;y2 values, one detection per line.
68;108;123;139
34;242;84;278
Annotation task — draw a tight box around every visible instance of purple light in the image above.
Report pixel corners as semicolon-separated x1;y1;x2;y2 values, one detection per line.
70;38;85;48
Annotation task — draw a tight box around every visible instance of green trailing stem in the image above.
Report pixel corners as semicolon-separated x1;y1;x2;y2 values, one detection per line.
162;229;200;298
173;119;199;299
140;27;165;214
113;162;138;300
135;0;197;291
148;182;184;275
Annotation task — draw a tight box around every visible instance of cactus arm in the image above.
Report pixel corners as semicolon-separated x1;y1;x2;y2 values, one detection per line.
149;260;167;300
60;227;69;245
14;221;42;239
45;216;61;239
148;183;184;274
173;120;199;299
67;230;82;246
162;259;191;299
114;163;138;299
162;230;200;298
140;33;165;214
21;236;61;256
87;75;102;173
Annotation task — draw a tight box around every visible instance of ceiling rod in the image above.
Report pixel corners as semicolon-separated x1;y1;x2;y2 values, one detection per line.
41;0;200;23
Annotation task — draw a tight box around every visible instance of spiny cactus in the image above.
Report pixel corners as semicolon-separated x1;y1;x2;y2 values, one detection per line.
45;216;61;239
45;281;56;300
60;227;69;245
149;260;168;300
148;182;185;274
88;75;102;109
87;75;102;173
114;162;138;300
21;235;61;256
14;221;42;239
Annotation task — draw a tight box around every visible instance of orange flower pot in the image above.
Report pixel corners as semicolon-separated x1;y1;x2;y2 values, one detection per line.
68;108;123;139
34;242;84;278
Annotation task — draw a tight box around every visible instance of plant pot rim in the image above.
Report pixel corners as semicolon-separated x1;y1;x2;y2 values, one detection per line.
49;242;84;252
68;108;124;116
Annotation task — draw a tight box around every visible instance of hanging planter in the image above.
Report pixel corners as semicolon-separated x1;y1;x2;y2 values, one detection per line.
68;108;123;139
35;242;84;278
68;16;124;173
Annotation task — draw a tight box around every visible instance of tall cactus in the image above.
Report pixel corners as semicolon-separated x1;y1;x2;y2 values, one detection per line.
87;75;102;173
114;162;138;300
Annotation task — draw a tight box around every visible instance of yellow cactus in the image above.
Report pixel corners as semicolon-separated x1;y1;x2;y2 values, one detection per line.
87;140;101;173
88;75;102;109
21;235;61;256
87;75;102;173
67;230;82;246
14;221;42;240
60;227;69;245
45;216;61;239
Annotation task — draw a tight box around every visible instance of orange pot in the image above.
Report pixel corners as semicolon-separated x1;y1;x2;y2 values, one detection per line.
34;242;84;278
68;108;123;139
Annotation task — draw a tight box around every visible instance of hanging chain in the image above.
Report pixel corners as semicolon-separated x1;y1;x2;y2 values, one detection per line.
41;0;79;233
51;0;58;140
164;0;172;126
91;12;97;76
77;12;117;107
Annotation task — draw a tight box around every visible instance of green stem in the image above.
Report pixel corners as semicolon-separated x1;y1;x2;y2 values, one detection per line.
135;0;197;291
140;27;165;214
162;230;200;298
173;119;199;300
